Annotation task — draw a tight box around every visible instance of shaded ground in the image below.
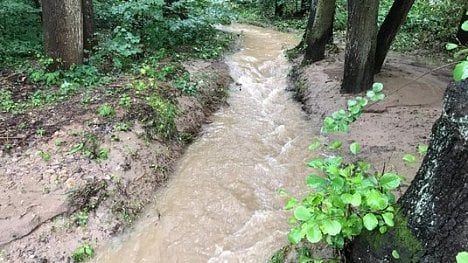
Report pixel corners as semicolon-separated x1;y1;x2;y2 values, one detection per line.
0;60;232;262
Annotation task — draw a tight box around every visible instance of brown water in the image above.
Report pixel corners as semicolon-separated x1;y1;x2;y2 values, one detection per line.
96;24;317;263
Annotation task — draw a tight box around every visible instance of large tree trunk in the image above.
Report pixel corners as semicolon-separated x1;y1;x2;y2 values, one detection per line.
41;0;83;69
302;0;336;65
348;80;468;262
82;0;95;52
294;0;318;51
374;0;415;73
341;0;379;94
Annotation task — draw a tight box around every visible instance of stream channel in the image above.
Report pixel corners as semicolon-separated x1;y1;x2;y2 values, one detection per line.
96;24;318;262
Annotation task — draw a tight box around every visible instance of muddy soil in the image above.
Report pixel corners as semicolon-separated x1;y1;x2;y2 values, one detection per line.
292;51;451;193
0;60;232;262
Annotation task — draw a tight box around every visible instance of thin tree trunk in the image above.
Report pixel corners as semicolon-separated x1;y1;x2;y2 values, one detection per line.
374;0;415;73
294;0;318;51
341;0;379;94
82;0;95;52
302;0;336;64
348;80;468;262
41;0;83;69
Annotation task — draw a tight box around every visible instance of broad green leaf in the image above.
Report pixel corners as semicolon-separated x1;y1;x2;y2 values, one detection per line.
357;97;368;107
305;224;323;243
366;190;389;210
366;90;375;98
285;197;298;210
347;99;357;107
308;158;325;169
402;153;416;163
454;61;468;81
374;93;385;101
309;137;321;150
456;251;468;263
417;144;428;154
322;219;342;236
382;212;395;227
328;140;343;150
350;142;361;155
462;21;468;31
306;175;327;189
372;82;384;92
379;225;388;234
392;250;400;259
326;165;340;176
379;173;401;190
341;193;361;207
331;177;345;191
446;43;459;50
294;206;312;221
363;213;379;231
288;228;303;244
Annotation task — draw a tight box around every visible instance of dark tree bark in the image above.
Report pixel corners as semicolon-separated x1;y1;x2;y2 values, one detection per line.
457;8;468;45
302;0;336;65
374;0;415;73
348;80;468;262
341;0;379;94
82;0;95;52
41;0;83;69
294;0;318;51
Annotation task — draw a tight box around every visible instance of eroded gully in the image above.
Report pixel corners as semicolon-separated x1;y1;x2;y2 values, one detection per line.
95;24;317;262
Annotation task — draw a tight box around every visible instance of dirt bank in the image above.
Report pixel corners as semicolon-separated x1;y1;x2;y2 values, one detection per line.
0;60;232;262
292;52;451;188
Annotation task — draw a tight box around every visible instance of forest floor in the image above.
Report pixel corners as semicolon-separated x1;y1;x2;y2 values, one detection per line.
0;60;232;262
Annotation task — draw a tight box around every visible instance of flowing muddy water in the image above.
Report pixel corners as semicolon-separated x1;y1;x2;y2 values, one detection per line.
96;24;317;262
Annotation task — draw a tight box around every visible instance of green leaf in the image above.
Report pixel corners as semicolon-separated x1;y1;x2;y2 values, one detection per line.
363;213;379;231
285;197;298;210
309;137;321;150
382;212;395;227
294;206;312;221
392;250;400;260
379;225;388;234
288;228;303;244
366;90;375;98
366;190;389;210
374;93;385;101
322;219;342;236
454;61;468;81
341;193;361;207
347;99;357;107
331;177;345;191
308;158;324;169
402;153;416;163
350;142;361;155
306;175;327;189
379;173;401;190
328;140;343;150
305;224;323;243
417;144;428;154
446;43;459;50
456;251;468;263
462;21;468;31
372;82;384;92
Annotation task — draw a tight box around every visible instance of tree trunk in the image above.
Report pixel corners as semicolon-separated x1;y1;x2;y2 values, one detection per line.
82;0;95;52
457;8;468;45
41;0;83;69
302;0;336;65
294;0;318;51
348;80;468;262
341;0;379;94
374;0;415;73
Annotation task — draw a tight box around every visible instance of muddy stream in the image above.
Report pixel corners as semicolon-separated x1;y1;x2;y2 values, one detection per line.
96;24;317;262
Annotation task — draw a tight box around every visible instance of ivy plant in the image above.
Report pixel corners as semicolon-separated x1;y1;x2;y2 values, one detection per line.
286;83;404;251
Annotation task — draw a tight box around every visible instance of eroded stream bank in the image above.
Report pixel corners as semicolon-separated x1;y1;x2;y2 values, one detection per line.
95;24;316;262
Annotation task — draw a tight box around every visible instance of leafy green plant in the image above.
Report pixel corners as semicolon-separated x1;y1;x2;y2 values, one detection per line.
36;128;46;137
72;209;89;227
97;103;115;118
71;243;95;262
113;122;130;132
37;150;51;161
447;16;468;81
0;88;17;113
286;83;403;253
119;94;132;108
457;251;468;263
146;94;177;138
